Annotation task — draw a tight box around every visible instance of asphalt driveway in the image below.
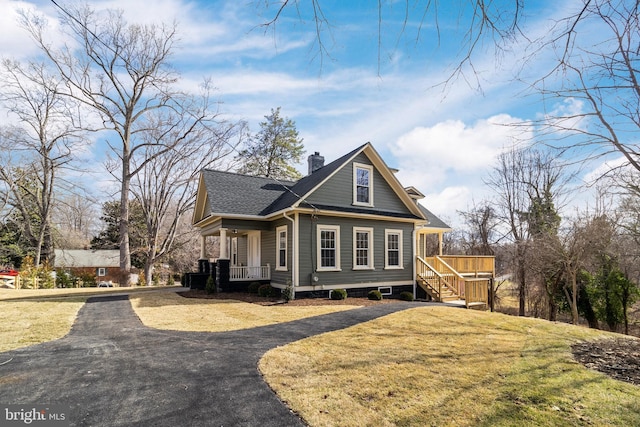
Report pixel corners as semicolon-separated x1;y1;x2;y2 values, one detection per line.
0;293;426;426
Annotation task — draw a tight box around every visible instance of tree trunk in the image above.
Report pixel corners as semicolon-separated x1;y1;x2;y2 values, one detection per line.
518;259;526;316
119;147;132;286
571;271;579;324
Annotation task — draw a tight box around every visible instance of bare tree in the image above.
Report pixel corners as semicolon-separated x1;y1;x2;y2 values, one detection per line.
486;148;531;316
458;201;498;256
0;59;82;266
53;193;98;248
256;1;523;86
130;88;246;285
532;1;640;178
20;5;193;284
486;147;568;316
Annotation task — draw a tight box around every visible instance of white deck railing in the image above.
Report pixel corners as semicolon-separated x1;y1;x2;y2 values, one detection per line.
229;264;271;281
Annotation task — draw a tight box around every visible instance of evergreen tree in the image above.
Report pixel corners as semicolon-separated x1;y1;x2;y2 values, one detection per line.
91;200;146;269
236;107;304;180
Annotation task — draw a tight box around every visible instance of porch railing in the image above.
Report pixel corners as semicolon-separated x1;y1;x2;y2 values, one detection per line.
423;256;466;297
437;255;495;277
229;264;271;281
464;278;490;308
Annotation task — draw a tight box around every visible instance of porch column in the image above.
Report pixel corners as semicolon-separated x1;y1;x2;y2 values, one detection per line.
438;232;444;256
219;228;228;259
200;235;207;259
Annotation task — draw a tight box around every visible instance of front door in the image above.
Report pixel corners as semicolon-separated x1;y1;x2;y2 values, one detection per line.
247;231;261;274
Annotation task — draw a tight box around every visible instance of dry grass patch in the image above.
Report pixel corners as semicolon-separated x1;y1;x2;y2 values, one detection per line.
0;298;85;352
260;306;640;427
130;292;360;332
0;286;179;301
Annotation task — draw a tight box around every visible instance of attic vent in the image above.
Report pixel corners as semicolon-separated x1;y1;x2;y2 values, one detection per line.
308;152;325;175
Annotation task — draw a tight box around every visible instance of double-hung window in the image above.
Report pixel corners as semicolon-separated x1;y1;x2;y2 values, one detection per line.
276;225;287;271
353;227;374;269
317;225;341;271
385;229;403;269
353;163;373;206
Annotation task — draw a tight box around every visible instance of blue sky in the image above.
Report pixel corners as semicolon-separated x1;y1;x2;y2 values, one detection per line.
0;0;615;226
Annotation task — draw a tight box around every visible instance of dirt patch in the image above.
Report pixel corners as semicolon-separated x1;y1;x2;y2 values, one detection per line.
572;338;640;386
179;289;401;306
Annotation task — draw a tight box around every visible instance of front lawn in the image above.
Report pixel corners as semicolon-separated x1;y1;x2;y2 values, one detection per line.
129;291;361;332
0;297;85;352
260;306;640;427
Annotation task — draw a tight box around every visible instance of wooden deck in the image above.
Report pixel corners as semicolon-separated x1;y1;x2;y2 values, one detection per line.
416;256;494;309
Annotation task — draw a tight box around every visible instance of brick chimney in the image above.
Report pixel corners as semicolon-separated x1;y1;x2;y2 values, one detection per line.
308;152;325;175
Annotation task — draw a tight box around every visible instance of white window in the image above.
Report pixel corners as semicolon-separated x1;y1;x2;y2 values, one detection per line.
317;225;341;271
353;163;374;206
276;225;287;271
353;227;374;270
98;268;106;277
385;229;403;269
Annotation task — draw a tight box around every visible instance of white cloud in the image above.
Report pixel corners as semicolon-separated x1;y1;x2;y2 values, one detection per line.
582;156;628;185
391;114;529;186
0;0;52;59
540;97;589;133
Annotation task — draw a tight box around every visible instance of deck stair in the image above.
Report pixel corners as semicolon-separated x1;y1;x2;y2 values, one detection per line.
416;256;493;309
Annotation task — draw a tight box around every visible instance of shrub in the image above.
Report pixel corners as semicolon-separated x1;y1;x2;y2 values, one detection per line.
368;290;383;300
331;289;347;300
166;275;175;286
248;281;261;294
258;284;276;297
399;291;414;301
77;272;97;288
282;281;293;302
55;270;72;288
205;275;216;294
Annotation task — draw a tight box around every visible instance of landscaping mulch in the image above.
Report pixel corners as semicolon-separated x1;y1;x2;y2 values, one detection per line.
572;338;640;386
179;289;400;306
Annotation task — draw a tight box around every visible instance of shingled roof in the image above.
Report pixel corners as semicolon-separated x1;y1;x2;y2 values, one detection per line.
201;169;296;216
198;142;445;225
54;249;120;268
201;145;365;218
418;205;451;230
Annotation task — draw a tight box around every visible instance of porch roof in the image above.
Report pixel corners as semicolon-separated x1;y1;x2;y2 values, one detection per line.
418;205;451;230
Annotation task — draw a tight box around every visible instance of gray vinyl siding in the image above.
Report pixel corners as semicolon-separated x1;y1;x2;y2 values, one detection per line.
305;153;411;215
267;219;292;286
297;213;413;287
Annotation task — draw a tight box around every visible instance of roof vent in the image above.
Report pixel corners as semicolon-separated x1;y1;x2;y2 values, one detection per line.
308;152;325;175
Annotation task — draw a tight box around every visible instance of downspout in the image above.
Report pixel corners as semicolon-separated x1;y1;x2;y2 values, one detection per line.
412;226;417;299
283;209;296;300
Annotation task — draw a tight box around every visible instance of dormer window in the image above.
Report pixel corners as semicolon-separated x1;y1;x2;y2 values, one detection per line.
353;163;373;207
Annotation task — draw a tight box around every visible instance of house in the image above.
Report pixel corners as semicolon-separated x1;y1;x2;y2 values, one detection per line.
192;142;494;306
54;249;120;285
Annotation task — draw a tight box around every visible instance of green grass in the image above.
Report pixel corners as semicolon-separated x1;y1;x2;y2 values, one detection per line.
260;306;640;427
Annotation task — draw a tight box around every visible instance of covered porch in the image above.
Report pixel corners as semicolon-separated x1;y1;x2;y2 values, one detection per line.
196;224;271;289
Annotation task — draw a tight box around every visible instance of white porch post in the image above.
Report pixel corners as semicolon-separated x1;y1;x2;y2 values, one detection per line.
219;228;228;259
438;232;444;256
200;235;207;259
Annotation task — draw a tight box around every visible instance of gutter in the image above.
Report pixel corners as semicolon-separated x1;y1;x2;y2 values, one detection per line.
283;209;296;300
